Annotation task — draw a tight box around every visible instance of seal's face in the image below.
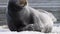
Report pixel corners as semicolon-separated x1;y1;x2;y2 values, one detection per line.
16;0;27;7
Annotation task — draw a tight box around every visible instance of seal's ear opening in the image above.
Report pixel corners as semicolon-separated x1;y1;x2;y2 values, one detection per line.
17;0;27;7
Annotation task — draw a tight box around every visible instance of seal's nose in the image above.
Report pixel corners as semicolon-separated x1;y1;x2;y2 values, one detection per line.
19;0;26;4
19;0;27;6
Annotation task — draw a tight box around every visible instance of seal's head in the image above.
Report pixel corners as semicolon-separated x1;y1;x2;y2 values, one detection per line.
16;0;27;7
9;0;27;7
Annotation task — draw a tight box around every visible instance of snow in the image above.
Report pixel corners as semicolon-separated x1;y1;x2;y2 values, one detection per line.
0;24;60;34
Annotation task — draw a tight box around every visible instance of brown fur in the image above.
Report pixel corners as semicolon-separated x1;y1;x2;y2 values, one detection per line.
17;0;27;7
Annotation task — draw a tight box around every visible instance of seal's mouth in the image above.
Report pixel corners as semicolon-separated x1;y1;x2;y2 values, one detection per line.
16;0;27;7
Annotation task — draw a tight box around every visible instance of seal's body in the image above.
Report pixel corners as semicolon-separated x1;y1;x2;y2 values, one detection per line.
7;0;53;33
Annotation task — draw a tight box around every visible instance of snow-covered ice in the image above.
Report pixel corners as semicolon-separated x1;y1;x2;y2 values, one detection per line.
0;24;60;34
